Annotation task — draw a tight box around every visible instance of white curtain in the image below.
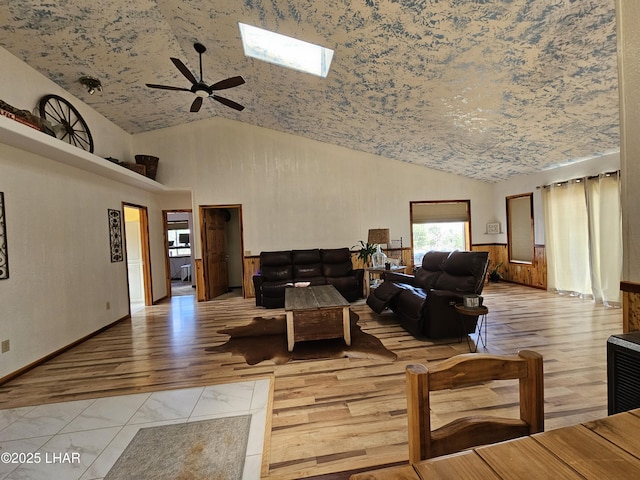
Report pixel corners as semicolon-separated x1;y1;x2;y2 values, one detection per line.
585;174;622;306
542;172;621;306
543;180;591;297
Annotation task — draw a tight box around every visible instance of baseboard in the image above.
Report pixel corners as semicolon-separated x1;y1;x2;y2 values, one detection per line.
0;314;130;386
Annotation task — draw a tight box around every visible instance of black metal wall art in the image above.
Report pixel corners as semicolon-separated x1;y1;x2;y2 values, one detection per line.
0;192;8;279
108;208;123;262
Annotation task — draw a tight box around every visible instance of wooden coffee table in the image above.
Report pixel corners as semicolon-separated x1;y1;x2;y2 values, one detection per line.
284;285;351;352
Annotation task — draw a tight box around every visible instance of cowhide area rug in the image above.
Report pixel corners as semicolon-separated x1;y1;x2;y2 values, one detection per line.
206;311;397;365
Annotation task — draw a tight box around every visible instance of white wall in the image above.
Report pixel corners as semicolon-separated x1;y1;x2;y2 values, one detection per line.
0;143;168;378
0;46;172;378
490;152;620;245
132;118;496;256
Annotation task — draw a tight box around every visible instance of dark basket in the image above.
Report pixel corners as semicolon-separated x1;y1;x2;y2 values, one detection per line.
145;164;158;180
135;155;159;167
123;162;147;176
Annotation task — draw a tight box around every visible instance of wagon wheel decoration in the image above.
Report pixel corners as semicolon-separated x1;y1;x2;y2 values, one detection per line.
38;94;94;153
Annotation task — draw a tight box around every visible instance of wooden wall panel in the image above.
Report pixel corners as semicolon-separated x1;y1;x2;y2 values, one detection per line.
195;259;206;301
472;244;547;290
243;256;261;298
621;282;640;333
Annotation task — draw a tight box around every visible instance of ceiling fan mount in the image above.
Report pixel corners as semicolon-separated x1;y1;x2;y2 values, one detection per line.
146;42;245;113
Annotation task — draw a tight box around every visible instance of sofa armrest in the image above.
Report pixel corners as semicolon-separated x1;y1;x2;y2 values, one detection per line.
252;275;264;306
429;289;466;306
352;268;365;288
383;271;416;286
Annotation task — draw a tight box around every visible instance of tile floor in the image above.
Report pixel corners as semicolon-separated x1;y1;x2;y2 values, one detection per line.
0;378;271;480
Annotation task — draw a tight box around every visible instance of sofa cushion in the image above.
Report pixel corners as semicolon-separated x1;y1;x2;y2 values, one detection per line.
421;251;450;270
326;275;357;292
414;268;441;291
321;247;351;263
434;272;478;292
292;276;327;287
294;264;323;278
260;250;292;266
261;264;293;282
292;249;321;264
261;281;293;298
435;251;489;293
323;262;352;277
412;251;449;290
321;248;353;277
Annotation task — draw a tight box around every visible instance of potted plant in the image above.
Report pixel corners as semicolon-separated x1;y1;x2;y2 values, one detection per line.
488;262;503;282
354;240;377;267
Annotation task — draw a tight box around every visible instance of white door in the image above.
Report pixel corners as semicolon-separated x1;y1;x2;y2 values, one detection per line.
124;207;144;304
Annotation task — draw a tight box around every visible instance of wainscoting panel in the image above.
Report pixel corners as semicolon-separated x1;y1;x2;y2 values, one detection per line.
473;244;547;290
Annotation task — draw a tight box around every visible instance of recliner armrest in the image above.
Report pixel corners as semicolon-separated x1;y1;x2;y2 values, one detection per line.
252;275;264;306
352;268;365;288
383;271;415;286
429;289;466;305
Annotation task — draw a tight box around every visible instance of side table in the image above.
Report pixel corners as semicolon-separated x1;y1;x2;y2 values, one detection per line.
454;304;488;352
364;265;406;297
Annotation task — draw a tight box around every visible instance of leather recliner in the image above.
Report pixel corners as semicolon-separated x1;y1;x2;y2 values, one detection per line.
253;248;364;308
366;250;489;338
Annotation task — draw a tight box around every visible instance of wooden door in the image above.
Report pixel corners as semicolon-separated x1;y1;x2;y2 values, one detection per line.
203;209;229;299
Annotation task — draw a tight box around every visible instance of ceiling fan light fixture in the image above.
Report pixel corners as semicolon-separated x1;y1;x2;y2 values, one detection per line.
79;76;102;95
195;89;209;98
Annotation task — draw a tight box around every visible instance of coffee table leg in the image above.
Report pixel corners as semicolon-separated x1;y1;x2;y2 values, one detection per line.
286;311;295;352
342;307;351;346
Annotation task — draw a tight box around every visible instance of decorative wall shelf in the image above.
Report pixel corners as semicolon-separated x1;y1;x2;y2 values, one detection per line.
0;115;170;193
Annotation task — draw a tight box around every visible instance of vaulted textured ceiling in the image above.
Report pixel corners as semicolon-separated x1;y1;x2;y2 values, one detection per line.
0;0;619;182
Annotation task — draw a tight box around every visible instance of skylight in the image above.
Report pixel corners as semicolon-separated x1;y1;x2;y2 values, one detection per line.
238;23;334;78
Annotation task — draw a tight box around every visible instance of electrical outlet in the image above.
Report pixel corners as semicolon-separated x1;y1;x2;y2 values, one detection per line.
1;339;9;353
106;302;111;310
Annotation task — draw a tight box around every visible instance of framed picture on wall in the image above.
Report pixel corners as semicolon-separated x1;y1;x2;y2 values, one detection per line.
108;208;123;263
486;222;501;234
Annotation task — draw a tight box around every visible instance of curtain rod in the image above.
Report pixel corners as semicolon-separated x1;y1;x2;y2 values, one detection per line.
536;170;620;189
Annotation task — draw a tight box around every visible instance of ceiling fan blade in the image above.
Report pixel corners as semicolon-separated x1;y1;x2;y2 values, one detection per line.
146;83;191;92
213;95;245;111
171;57;198;85
190;97;203;112
210;76;245;91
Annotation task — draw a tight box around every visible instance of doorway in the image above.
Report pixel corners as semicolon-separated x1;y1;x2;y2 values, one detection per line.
200;205;244;300
123;204;152;313
163;210;195;298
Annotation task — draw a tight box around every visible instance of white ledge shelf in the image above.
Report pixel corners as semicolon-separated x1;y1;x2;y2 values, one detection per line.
0;115;170;192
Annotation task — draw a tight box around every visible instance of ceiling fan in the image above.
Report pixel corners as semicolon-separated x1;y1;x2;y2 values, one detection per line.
146;42;245;113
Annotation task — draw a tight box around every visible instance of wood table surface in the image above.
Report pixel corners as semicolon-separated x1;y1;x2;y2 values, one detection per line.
284;284;350;310
284;285;351;352
351;409;640;480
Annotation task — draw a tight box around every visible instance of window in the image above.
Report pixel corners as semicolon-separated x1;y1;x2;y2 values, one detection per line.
239;23;334;78
410;201;471;266
506;193;534;264
167;221;191;257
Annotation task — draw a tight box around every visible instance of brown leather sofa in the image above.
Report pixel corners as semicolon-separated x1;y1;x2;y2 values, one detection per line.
253;248;364;308
366;250;489;338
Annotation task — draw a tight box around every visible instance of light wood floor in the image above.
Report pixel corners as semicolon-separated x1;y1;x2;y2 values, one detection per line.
0;283;623;479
